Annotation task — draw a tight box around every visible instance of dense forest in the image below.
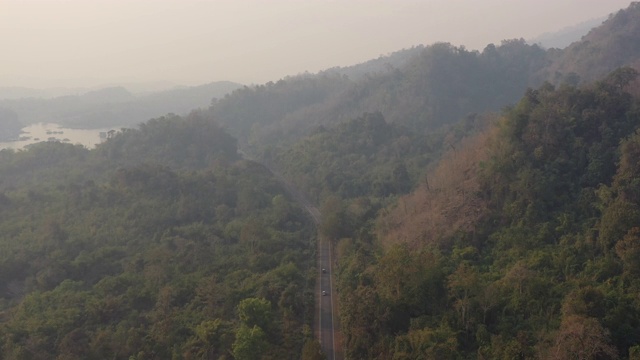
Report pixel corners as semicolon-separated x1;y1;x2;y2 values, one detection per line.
333;68;640;359
0;114;318;359
1;2;640;360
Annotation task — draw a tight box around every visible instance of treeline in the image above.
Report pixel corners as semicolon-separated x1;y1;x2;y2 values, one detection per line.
0;112;237;190
332;68;640;359
0;112;318;359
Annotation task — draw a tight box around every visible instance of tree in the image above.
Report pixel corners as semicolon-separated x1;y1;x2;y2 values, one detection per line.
393;325;459;359
547;315;618;360
237;297;273;331
561;287;606;319
615;227;640;277
604;66;639;90
319;196;349;240
195;319;231;358
233;325;268;360
301;339;326;360
447;263;480;331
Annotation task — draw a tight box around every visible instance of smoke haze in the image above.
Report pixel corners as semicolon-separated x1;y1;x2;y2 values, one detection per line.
0;0;632;89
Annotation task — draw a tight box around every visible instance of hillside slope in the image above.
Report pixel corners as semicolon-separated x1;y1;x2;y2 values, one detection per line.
209;3;640;159
336;68;640;359
212;40;547;154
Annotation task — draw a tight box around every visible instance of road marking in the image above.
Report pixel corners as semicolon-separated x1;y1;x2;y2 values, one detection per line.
329;240;336;360
318;256;322;345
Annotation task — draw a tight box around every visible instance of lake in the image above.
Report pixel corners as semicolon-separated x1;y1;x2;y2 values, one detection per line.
0;123;124;151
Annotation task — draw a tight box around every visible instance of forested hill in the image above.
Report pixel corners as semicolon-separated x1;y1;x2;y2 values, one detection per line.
211;2;640;156
333;68;640;359
542;2;640;85
211;40;548;154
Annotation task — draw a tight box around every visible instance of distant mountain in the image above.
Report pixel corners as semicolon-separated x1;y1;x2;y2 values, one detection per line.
137;81;242;113
319;46;425;80
0;86;89;100
0;81;189;100
0;81;243;129
541;2;640;84
79;86;136;104
529;16;605;49
210;3;640;156
0;107;22;141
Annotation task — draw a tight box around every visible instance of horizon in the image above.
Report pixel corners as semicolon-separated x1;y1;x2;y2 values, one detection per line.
0;0;633;91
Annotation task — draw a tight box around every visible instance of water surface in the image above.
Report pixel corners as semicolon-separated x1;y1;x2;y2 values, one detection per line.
0;123;122;150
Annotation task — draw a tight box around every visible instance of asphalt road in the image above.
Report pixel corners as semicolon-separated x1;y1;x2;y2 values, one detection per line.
269;171;341;359
318;235;338;359
239;155;341;359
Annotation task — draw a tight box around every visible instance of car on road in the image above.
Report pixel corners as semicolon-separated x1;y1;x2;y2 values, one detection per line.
322;290;327;296
322;268;326;273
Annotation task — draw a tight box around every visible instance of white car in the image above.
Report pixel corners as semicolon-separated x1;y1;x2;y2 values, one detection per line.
322;290;327;296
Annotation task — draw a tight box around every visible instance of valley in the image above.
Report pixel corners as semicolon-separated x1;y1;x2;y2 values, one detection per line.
1;2;640;359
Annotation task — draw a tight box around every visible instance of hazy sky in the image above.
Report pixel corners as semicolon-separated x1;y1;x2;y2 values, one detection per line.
0;0;633;89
